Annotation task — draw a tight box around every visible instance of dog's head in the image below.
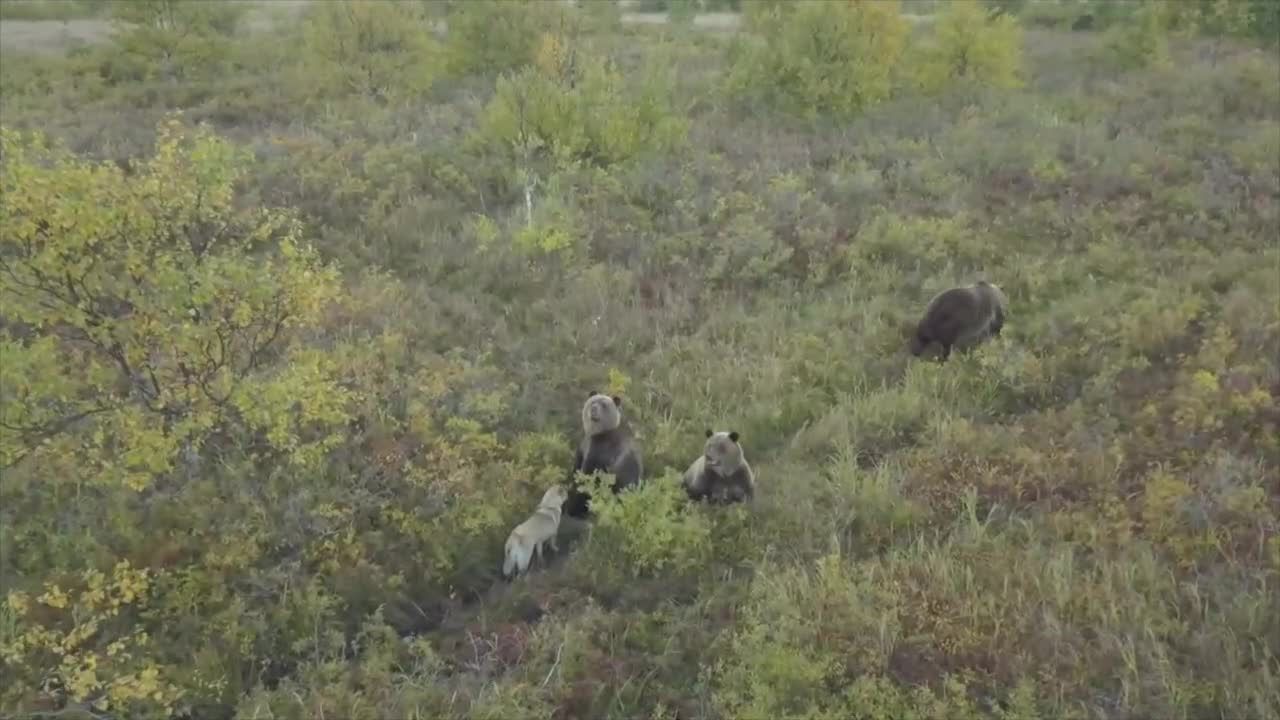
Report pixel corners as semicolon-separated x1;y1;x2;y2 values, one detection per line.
540;485;569;509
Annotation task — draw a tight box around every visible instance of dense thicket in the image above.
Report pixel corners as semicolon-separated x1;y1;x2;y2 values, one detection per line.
1;1;1277;718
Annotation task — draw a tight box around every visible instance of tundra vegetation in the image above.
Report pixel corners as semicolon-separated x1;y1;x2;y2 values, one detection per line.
1;1;1278;718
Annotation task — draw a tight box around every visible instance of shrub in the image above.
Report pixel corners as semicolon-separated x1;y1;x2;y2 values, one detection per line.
476;46;686;173
579;472;713;578
295;0;441;104
108;0;247;83
725;0;910;120
1100;1;1172;70
470;39;686;254
710;552;902;718
2;561;183;718
1;6;1276;719
444;0;555;77
1247;0;1280;44
0;117;346;489
913;0;1025;94
740;0;791;32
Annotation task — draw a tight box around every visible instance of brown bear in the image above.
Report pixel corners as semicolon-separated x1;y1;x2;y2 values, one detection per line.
909;280;1008;361
563;392;644;518
682;429;755;505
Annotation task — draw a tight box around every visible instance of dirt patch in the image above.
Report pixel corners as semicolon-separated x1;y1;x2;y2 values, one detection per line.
0;0;312;56
0;18;116;55
620;11;741;31
235;0;312;34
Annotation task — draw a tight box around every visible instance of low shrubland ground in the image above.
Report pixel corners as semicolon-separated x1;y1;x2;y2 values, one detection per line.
1;1;1278;719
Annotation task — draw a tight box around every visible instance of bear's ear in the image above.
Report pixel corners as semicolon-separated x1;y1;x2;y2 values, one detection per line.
705;429;714;438
611;395;622;407
587;390;598;399
729;431;740;443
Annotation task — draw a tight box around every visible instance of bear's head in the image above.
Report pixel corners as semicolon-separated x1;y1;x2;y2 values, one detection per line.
702;429;744;475
976;280;1008;312
908;326;929;356
582;391;623;436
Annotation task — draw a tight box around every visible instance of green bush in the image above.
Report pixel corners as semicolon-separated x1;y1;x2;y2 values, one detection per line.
725;0;910;120
108;0;247;83
444;0;554;77
476;48;686;173
578;472;713;578
1100;1;1172;69
913;0;1025;93
1;5;1278;719
295;0;441;104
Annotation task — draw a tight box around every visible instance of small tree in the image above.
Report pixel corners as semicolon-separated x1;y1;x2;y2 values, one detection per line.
913;0;1024;94
740;0;790;32
473;31;685;248
1168;0;1256;65
0;117;347;489
1101;0;1172;70
109;0;246;83
297;0;441;104
1247;0;1280;45
444;0;555;76
726;0;910;120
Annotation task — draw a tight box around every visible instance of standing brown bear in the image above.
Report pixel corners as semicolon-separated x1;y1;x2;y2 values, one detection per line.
564;392;644;518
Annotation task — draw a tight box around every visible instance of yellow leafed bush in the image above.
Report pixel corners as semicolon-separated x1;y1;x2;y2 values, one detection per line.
0;116;346;489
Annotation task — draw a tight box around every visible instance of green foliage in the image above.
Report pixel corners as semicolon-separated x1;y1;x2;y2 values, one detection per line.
710;552;894;718
0;117;345;488
665;0;699;26
1;6;1278;720
740;0;794;32
444;0;553;76
2;561;182;717
913;0;1025;93
984;0;1028;17
1100;1;1173;69
295;0;441;104
1179;0;1256;39
725;0;911;120
1247;0;1280;44
470;35;686;261
108;0;247;82
579;472;713;578
476;47;687;175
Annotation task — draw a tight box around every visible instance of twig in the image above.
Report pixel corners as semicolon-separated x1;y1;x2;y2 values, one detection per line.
541;640;565;688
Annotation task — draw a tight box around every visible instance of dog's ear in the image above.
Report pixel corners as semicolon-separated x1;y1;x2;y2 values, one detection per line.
611;395;622;407
729;431;740;443
705;429;714;438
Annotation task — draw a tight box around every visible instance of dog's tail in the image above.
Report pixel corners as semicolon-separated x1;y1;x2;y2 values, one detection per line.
502;532;530;579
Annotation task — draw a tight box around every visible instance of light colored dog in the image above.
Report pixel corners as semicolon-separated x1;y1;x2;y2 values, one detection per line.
502;485;569;579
